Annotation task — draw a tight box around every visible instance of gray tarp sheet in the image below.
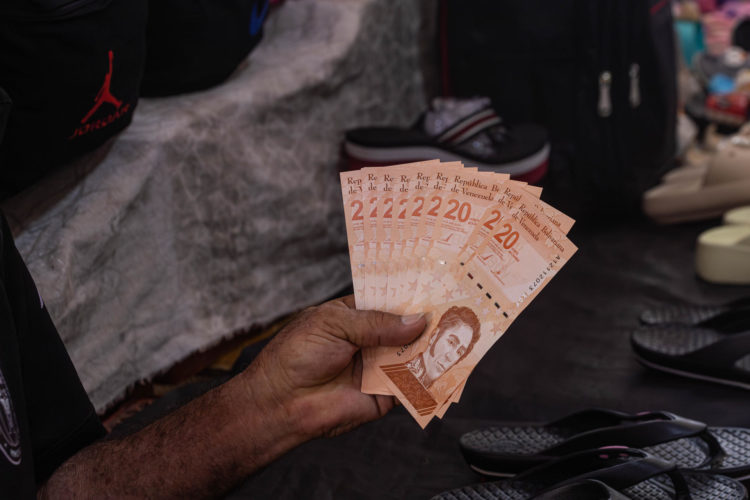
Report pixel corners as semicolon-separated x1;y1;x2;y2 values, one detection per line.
2;0;427;412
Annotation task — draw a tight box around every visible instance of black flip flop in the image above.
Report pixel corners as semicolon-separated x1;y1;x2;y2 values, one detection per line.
640;297;750;333
433;447;747;500
459;409;750;479
533;479;629;500
343;101;549;181
631;324;750;391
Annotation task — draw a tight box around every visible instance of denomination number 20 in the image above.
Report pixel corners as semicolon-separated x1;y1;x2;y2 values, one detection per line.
482;210;519;249
493;223;519;249
444;199;471;222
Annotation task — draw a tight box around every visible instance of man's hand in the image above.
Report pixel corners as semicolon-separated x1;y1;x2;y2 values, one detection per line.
247;295;426;439
41;295;424;499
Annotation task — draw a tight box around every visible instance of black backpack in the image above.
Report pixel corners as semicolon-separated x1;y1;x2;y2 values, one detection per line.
140;0;269;97
0;0;147;199
441;0;677;218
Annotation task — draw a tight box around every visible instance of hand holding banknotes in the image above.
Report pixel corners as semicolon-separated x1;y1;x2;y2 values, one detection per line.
37;159;574;499
251;295;427;438
42;295;425;498
340;161;577;426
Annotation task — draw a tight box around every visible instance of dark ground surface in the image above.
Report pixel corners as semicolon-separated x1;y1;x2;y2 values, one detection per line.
113;214;750;499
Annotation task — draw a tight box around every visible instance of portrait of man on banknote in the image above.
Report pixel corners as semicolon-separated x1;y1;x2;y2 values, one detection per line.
405;306;481;389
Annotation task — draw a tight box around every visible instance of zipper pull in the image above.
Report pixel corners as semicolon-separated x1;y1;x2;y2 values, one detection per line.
598;71;612;117
629;63;641;108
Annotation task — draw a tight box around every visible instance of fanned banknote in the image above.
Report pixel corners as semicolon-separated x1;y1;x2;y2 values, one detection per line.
340;161;576;427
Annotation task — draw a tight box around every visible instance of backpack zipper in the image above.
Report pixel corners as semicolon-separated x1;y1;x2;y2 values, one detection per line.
629;62;641;108
598;71;613;117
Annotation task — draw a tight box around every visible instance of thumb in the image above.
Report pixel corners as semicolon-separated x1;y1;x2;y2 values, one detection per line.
332;307;426;348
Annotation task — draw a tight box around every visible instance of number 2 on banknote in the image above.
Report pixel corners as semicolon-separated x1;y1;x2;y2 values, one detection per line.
483;210;502;230
369;197;378;217
398;199;409;219
412;196;425;216
427;196;442;216
383;198;393;218
351;200;363;221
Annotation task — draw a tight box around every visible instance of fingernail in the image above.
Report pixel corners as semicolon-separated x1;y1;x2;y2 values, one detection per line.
401;313;424;325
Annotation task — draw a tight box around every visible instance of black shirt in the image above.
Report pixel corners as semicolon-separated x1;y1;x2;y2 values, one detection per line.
0;214;105;497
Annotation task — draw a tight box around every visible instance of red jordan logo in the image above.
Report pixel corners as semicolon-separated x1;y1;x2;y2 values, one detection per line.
69;50;131;140
81;50;121;124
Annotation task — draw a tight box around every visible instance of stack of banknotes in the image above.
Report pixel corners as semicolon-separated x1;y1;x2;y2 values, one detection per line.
340;160;577;427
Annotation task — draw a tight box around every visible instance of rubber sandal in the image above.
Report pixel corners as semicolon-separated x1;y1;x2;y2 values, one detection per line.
632;325;750;394
661;163;708;184
458;409;750;478
695;225;750;284
640;297;750;333
642;126;750;223
343;97;549;183
432;447;748;500
532;479;629;500
724;205;750;226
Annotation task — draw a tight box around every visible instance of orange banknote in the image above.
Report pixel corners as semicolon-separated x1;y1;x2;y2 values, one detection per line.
339;161;577;425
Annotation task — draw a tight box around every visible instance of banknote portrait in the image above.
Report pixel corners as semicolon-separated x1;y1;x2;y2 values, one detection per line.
381;306;481;416
406;306;481;388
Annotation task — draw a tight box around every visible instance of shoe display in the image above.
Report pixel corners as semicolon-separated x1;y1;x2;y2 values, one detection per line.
695;225;750;284
632;322;750;389
724;204;750;224
640;296;750;331
643;125;750;223
459;409;750;479
532;479;629;500
432;448;747;500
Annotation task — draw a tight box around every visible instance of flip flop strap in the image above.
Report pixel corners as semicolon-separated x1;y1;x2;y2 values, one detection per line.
544;413;712;459
434;107;502;146
533;479;630;500
551;408;670;429
729;297;750;309
681;330;750;369
565;452;691;500
700;307;750;332
518;448;691;499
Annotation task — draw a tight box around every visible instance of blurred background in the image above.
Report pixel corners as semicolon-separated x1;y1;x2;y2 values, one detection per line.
2;3;750;484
